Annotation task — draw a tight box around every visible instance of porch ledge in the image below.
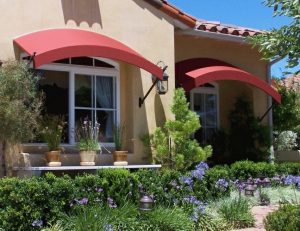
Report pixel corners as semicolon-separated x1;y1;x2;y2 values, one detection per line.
13;165;162;171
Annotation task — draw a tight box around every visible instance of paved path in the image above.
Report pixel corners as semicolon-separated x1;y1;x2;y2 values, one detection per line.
233;205;279;231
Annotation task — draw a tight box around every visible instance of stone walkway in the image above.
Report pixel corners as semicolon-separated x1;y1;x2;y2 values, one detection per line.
233;205;279;231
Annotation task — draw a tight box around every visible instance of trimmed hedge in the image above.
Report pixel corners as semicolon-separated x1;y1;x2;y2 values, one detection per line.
228;161;300;180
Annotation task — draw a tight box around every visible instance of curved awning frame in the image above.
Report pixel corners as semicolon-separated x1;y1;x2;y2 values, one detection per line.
176;58;281;104
13;28;163;79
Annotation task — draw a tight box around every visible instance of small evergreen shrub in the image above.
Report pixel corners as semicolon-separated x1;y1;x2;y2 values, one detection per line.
264;204;300;231
150;88;212;171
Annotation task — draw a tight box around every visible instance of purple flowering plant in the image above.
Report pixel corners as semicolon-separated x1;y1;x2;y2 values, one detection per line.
76;118;101;151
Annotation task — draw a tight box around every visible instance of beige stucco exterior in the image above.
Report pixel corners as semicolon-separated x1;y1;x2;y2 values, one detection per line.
0;0;176;169
0;0;272;174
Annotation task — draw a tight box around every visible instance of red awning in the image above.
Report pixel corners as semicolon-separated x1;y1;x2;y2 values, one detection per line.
13;29;163;79
176;58;281;104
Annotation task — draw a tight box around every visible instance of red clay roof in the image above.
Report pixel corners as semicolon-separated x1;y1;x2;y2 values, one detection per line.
280;73;300;90
196;21;261;37
145;0;261;37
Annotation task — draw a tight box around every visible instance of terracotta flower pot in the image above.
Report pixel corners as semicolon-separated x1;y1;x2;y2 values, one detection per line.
113;150;128;165
45;150;61;167
80;150;96;166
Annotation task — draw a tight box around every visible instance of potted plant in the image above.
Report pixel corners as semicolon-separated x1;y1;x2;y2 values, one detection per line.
76;119;101;166
113;124;128;165
40;115;65;167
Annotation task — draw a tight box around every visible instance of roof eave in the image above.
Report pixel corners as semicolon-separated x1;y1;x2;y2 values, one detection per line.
177;28;247;44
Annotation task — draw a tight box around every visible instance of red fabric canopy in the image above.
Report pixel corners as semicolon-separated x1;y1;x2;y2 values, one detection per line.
176;58;281;104
13;29;163;79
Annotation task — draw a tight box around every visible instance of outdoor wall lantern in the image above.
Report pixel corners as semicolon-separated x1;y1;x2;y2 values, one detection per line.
139;61;169;107
244;185;256;197
139;195;154;211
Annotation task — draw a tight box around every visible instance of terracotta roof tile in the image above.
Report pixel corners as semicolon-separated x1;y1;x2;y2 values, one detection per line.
196;21;261;37
145;0;262;38
280;73;300;90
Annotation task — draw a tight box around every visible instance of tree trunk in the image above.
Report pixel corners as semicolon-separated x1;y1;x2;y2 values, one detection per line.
0;141;6;177
3;142;22;177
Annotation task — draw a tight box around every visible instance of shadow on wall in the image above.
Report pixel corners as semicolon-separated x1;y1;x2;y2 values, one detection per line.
133;0;172;24
61;0;102;28
154;94;166;128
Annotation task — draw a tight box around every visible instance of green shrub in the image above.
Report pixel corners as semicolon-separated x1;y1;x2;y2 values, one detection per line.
230;160;276;180
264;204;300;231
0;174;75;231
230;160;257;180
73;169;139;206
0;170;139;230
134;169;188;206
218;197;255;229
204;166;231;199
276;162;300;176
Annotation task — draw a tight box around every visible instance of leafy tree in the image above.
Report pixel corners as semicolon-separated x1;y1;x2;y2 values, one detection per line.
272;79;300;132
0;60;43;142
0;60;43;175
250;0;300;70
150;88;212;171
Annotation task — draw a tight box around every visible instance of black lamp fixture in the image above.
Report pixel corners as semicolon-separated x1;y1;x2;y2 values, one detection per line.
139;61;169;107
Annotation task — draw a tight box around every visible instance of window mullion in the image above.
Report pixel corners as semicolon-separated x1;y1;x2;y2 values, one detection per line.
69;71;75;144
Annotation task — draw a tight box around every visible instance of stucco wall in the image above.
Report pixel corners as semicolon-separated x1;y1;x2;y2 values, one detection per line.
175;34;269;129
0;0;175;164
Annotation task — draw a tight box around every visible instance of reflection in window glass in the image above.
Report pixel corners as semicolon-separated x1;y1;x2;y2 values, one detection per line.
192;87;218;145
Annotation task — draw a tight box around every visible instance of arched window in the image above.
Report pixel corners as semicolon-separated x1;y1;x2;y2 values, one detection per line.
190;83;219;144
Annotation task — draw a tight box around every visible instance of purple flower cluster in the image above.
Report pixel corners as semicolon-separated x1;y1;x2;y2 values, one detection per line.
215;178;229;189
183;195;201;206
103;224;114;231
179;176;193;188
283;175;300;188
107;197;117;208
195;162;209;170
77;197;89;205
32;219;43;228
70;197;89;207
96;187;103;193
234;180;246;192
191;168;205;180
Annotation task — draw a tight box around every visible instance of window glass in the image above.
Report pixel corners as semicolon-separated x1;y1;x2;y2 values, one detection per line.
33;57;117;145
75;74;92;107
96;76;114;109
191;87;218;144
39;70;69;142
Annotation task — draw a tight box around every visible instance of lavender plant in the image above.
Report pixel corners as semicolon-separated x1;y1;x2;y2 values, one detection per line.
76;119;100;151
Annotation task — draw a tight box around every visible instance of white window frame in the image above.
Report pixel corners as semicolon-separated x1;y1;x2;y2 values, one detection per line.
190;83;220;142
22;54;120;147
